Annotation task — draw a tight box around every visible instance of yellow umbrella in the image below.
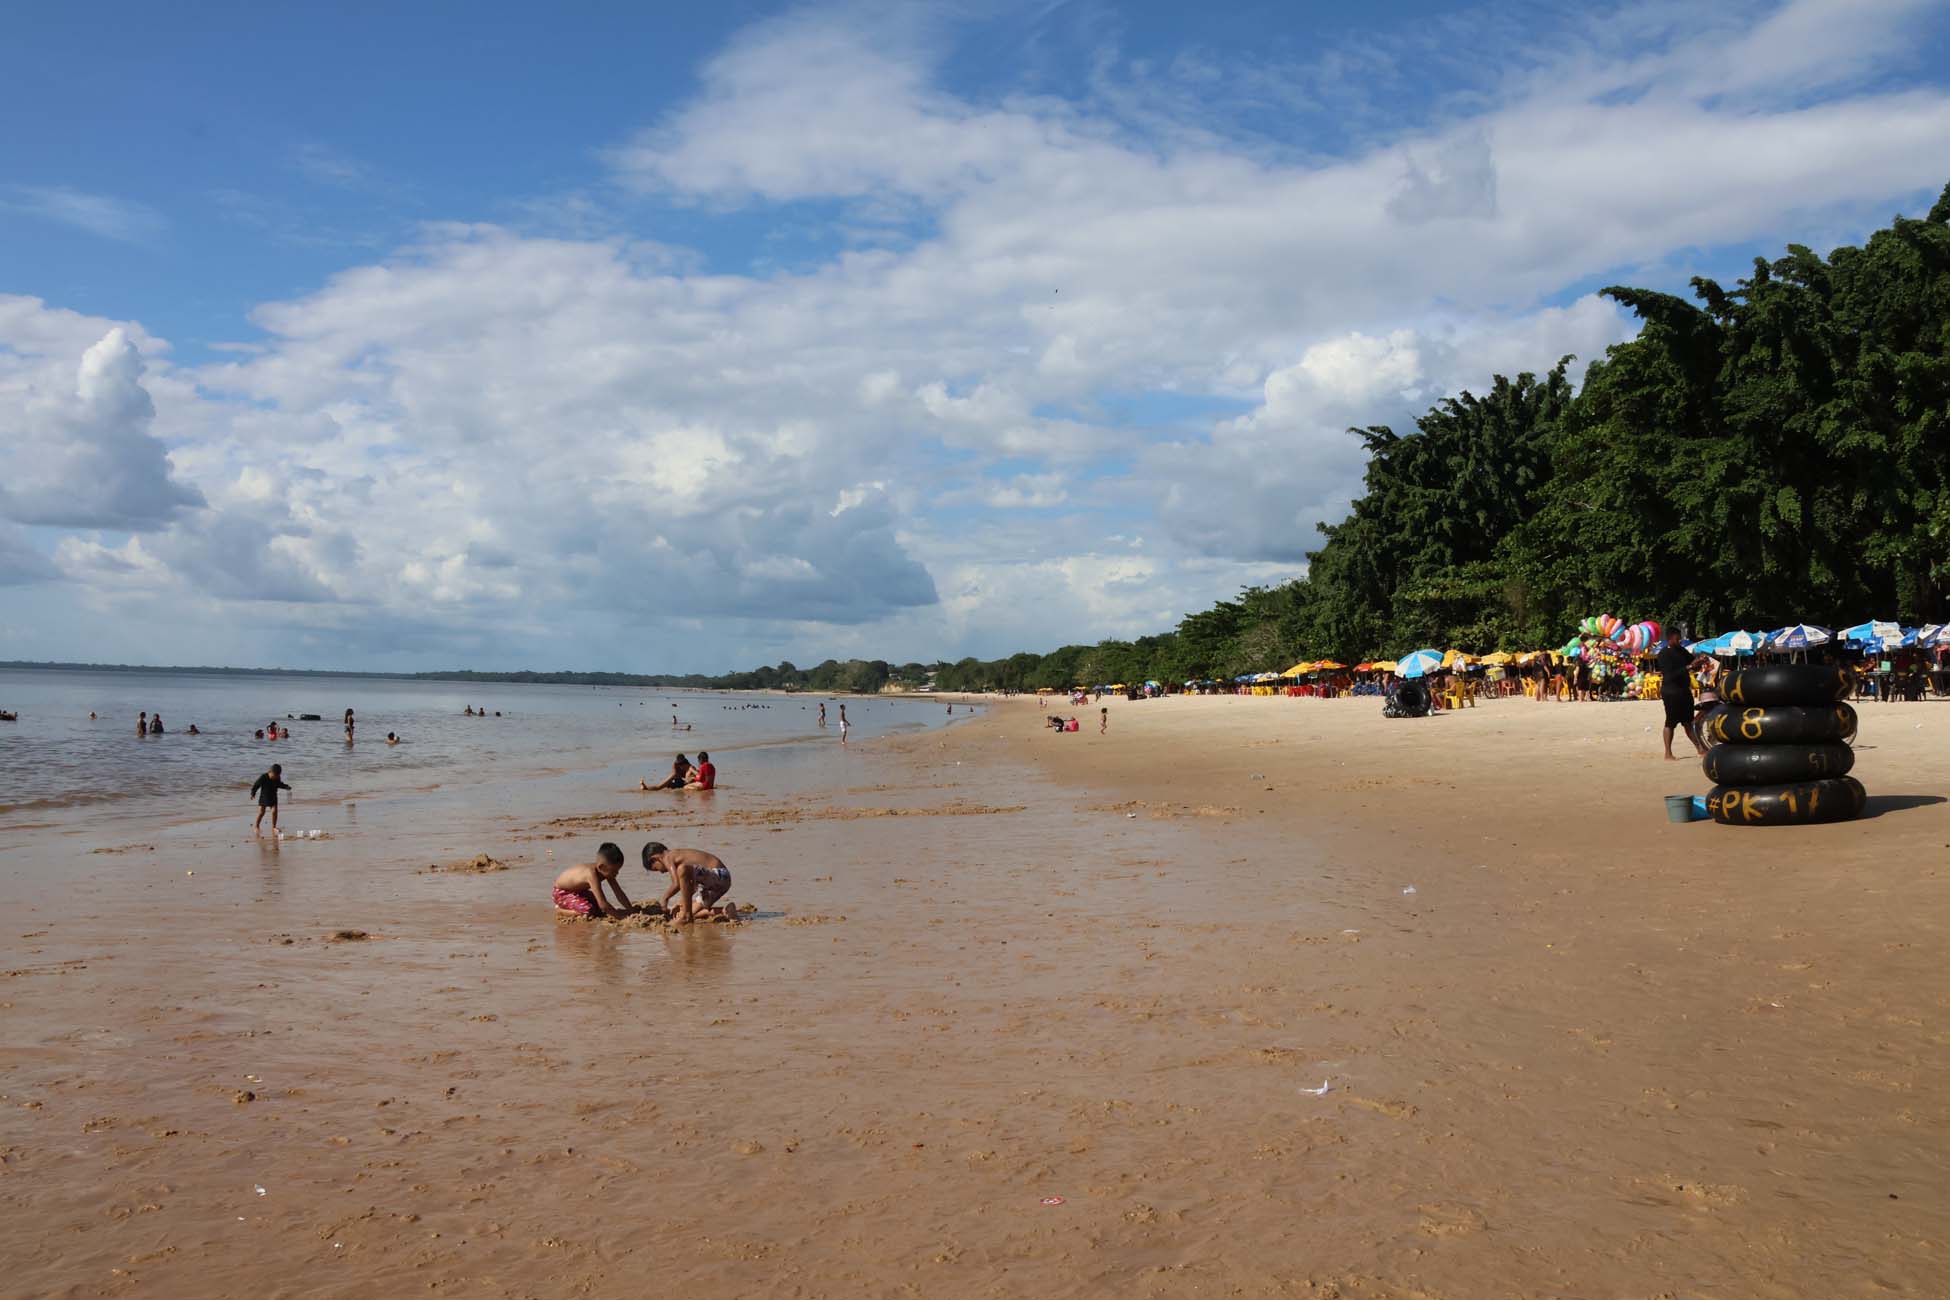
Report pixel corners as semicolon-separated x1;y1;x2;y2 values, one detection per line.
1281;661;1314;678
1372;660;1399;673
1442;649;1474;667
1480;651;1515;665
1313;659;1346;670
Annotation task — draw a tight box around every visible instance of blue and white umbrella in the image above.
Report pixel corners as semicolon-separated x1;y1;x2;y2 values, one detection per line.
1766;624;1832;651
1396;648;1445;679
1693;631;1760;655
1840;620;1904;647
1917;624;1950;648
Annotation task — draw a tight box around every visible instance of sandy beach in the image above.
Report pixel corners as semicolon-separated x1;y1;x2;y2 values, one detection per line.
5;692;1950;1298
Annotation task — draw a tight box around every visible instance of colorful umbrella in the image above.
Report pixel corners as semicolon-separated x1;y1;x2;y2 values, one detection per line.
1397;649;1445;679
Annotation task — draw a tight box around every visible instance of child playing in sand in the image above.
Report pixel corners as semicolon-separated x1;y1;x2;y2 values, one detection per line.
552;843;636;918
641;842;738;925
250;764;290;834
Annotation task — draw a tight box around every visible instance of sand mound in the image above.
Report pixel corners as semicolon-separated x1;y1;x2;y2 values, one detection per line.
427;853;510;874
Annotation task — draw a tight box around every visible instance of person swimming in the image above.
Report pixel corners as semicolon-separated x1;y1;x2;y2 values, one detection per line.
386;731;399;745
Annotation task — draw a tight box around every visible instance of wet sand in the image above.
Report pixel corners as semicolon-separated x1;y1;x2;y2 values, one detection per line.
4;694;1950;1297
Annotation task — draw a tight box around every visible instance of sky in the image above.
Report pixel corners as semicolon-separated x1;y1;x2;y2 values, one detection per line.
3;0;1949;673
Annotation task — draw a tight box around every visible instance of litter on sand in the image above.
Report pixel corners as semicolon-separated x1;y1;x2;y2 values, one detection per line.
1299;1081;1332;1097
1401;886;1417;895
1040;1196;1066;1207
253;1185;267;1196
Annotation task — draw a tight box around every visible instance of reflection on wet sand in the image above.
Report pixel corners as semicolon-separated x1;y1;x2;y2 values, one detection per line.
4;696;1950;1299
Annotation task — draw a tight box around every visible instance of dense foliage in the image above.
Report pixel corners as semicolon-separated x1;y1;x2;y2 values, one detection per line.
925;186;1950;691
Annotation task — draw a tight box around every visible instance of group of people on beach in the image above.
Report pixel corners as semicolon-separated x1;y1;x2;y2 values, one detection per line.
642;751;717;791
553;841;739;927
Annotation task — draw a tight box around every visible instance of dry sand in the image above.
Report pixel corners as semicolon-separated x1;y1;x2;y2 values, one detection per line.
5;692;1950;1297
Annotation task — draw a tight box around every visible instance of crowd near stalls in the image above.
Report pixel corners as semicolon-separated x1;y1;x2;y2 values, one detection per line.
1687;622;1950;702
1095;615;1950;714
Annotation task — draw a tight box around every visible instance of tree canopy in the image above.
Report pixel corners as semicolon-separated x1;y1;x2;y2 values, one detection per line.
920;185;1950;692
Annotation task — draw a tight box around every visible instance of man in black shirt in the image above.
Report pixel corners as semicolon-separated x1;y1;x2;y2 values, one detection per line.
1654;627;1707;761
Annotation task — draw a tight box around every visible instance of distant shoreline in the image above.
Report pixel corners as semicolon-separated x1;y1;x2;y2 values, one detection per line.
0;660;937;695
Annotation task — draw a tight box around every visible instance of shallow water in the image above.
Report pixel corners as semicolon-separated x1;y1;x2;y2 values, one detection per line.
0;668;964;830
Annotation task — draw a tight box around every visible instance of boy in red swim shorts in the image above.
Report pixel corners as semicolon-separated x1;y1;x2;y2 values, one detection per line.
552;842;635;918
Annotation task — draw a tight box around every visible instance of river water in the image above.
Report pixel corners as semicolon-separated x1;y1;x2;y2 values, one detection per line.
0;668;964;831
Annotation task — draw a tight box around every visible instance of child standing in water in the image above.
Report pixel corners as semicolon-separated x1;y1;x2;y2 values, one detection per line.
251;764;290;835
641;842;739;926
552;843;635;918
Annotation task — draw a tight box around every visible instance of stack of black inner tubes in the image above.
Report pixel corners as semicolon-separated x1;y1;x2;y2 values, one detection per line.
1702;664;1864;825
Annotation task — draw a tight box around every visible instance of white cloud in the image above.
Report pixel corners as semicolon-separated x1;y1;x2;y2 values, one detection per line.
2;186;164;242
0;326;206;530
4;2;1948;667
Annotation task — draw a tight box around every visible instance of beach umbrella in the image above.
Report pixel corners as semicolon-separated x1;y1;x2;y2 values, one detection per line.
1281;662;1313;678
1916;624;1950;647
1371;660;1398;673
1479;651;1514;664
1314;659;1346;670
1397;649;1444;679
1838;620;1905;649
1767;624;1832;651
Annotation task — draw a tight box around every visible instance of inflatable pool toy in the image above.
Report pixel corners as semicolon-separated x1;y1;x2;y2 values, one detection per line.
1702;703;1857;746
1703;742;1854;785
1706;776;1866;825
1702;665;1864;826
1721;664;1853;706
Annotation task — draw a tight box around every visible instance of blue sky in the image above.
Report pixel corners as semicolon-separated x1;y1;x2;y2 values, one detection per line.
4;0;1949;671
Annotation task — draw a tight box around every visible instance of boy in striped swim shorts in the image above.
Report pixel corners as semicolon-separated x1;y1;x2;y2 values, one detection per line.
641;842;739;926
